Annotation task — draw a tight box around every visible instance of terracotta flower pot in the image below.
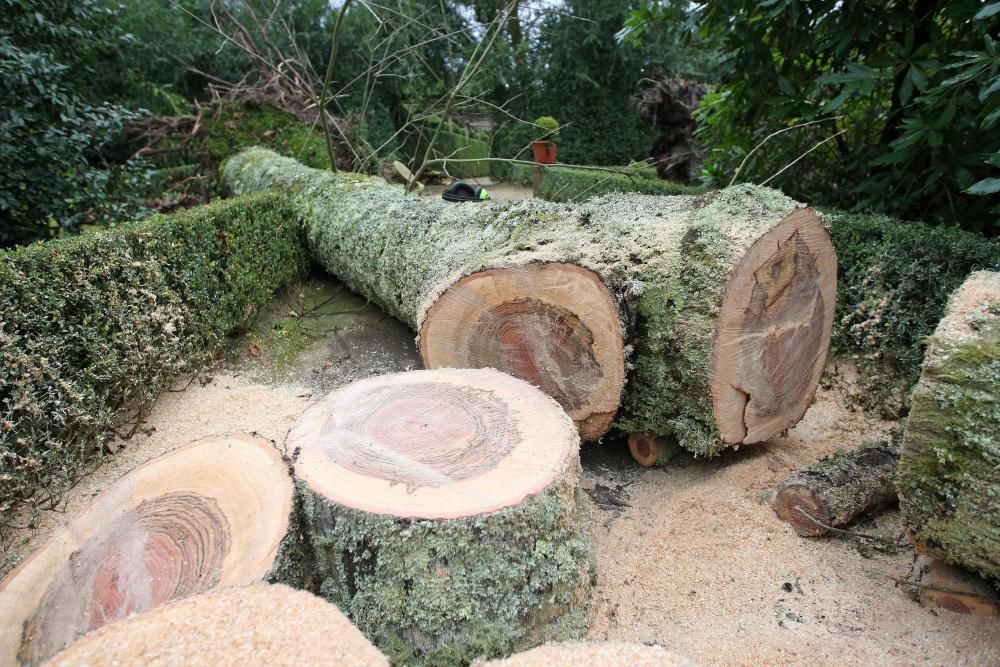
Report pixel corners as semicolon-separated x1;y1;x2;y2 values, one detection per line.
531;140;558;164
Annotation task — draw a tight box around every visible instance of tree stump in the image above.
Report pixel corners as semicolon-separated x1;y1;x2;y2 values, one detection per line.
286;368;593;666
45;584;388;666
478;641;696;666
0;435;298;666
772;438;899;536
898;270;1000;583
224;149;836;455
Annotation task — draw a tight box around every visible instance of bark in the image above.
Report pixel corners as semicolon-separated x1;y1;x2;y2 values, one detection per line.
279;369;594;666
46;585;389;666
772;439;899;537
898;270;1000;583
0;435;300;667
223;148;837;456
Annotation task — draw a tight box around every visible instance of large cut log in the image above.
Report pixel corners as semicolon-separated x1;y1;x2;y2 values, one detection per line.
285;368;593;666
478;641;696;666
223;149;836;456
898;270;1000;583
0;435;299;666
772;438;899;536
46;584;388;666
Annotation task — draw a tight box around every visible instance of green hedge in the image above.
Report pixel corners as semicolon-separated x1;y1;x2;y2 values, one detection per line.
828;212;999;416
0;193;309;513
507;164;705;202
400;118;491;179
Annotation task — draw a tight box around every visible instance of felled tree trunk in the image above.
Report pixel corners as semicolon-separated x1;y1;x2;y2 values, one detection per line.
898;270;1000;583
46;584;389;666
0;435;301;666
772;439;899;536
283;368;593;666
223;148;837;456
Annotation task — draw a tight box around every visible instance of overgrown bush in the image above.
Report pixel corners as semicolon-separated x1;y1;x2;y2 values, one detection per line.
507;164;705;202
829;212;1000;415
0;193;309;514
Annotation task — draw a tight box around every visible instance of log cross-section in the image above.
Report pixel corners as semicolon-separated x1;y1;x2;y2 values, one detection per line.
284;368;594;665
0;435;297;667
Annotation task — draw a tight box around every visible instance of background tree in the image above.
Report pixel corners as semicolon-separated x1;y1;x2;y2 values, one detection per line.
625;0;999;232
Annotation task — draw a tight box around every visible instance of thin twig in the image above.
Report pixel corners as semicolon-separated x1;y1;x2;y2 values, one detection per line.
729;116;844;186
761;129;848;186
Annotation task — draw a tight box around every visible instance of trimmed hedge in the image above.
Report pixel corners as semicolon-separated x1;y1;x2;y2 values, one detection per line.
507;164;705;202
401;118;491;179
828;212;1000;416
0;193;309;513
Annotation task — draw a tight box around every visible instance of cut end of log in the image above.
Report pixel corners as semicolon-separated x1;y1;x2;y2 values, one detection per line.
907;556;1000;617
711;207;837;445
628;433;660;467
46;584;389;666
419;263;625;441
0;435;294;667
290;367;580;519
772;484;833;537
479;641;697;667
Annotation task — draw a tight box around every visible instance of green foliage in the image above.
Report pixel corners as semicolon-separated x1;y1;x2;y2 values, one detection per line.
680;0;999;231
400;118;492;179
828;211;1000;415
0;0;154;246
507;164;705;202
533;116;560;137
0;194;309;514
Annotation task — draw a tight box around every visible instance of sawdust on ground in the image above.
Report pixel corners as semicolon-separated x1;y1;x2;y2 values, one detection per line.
3;282;998;665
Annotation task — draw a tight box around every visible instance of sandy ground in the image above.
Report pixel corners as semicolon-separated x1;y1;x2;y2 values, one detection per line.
3;275;998;666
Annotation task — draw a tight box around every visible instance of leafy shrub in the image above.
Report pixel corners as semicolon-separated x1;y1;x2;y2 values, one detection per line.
0;0;153;246
533;116;560;136
686;0;999;232
828;211;1000;415
507;164;705;202
0;193;309;514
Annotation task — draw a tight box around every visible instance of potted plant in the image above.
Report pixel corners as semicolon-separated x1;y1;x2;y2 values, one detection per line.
531;116;559;164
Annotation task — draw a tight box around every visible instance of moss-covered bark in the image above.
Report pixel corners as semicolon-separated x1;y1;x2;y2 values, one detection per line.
222;148;815;456
287;470;593;666
773;438;899;536
898;271;1000;583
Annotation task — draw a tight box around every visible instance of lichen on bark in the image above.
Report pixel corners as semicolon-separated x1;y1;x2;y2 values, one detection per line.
898;271;1000;583
294;474;593;667
222;148;813;456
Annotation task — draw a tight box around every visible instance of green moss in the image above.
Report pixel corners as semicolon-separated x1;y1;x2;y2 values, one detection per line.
205;103;331;169
0;194;309;514
898;273;1000;583
304;480;593;666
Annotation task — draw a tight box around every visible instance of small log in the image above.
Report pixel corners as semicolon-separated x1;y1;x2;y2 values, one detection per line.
903;556;1000;617
627;432;680;467
0;435;298;666
285;368;593;666
898;270;1000;583
224;149;837;455
478;641;696;666
46;584;389;666
772;440;898;537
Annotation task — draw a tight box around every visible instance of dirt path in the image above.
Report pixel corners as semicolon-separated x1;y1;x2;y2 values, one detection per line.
4;276;997;665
